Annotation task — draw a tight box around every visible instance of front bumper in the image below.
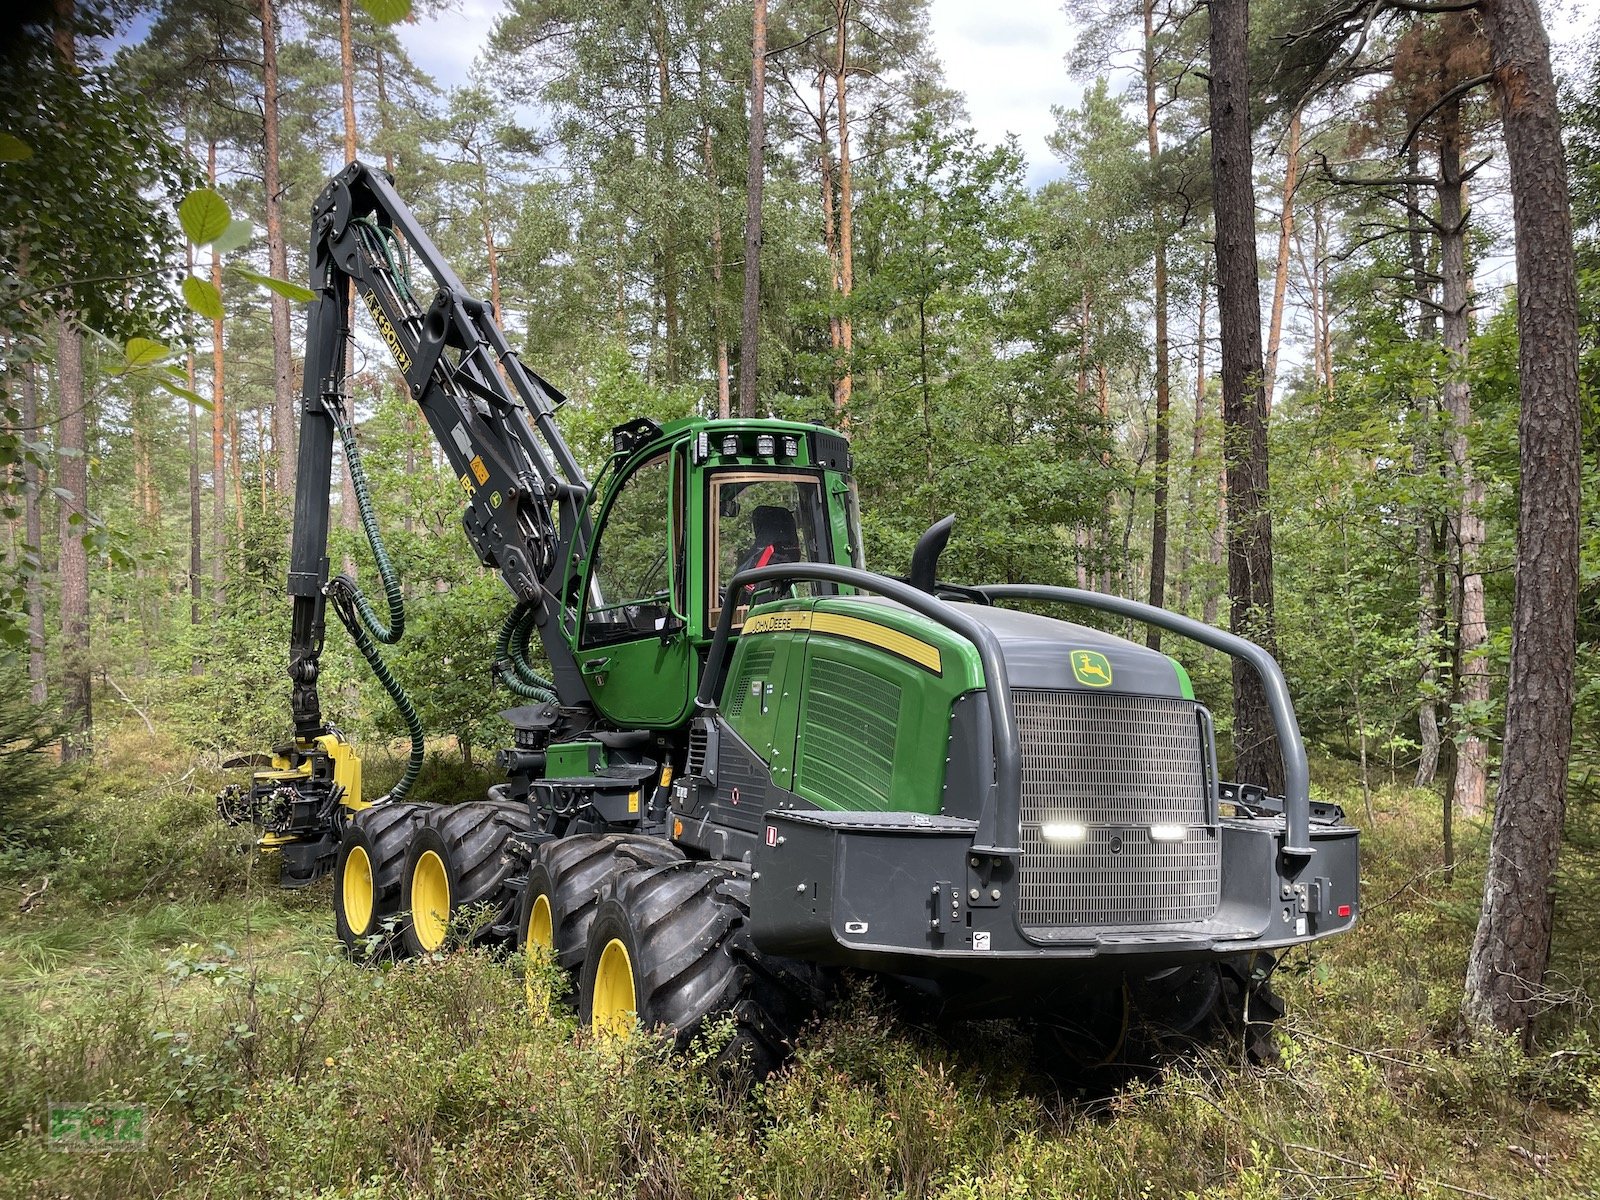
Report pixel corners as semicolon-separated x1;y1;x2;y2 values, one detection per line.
748;807;1357;988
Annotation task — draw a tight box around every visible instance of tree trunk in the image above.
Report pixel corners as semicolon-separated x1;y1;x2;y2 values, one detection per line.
738;0;767;416
1408;150;1442;791
654;10;680;383
186;246;203;664
208;140;227;591
1207;0;1282;794
1436;98;1489;822
1178;273;1209;614
1143;0;1170;644
262;0;294;501
817;69;842;405
337;19;360;555
56;316;91;759
832;0;855;419
21;358;46;703
1263;109;1301;409
1462;0;1582;1045
702;118;731;418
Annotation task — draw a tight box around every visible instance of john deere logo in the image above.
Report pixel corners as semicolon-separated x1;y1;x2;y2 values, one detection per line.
1071;650;1113;687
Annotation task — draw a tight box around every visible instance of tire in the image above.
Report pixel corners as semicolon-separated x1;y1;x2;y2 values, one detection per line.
1214;953;1286;1065
518;834;685;975
332;802;427;956
399;800;530;956
1127;953;1285;1066
578;861;827;1081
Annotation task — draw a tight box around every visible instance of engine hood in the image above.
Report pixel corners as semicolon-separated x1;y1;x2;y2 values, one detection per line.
946;602;1193;699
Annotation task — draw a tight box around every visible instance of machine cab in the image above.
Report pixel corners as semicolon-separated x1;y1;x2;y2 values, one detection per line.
569;418;861;730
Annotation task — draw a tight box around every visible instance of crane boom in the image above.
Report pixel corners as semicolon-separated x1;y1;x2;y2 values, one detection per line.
288;161;591;740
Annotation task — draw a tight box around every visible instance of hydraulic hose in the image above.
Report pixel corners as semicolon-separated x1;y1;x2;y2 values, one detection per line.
326;401;423;803
330;582;425;802
495;602;556;702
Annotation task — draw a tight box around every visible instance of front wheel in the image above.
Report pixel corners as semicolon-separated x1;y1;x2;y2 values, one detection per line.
577;861;826;1080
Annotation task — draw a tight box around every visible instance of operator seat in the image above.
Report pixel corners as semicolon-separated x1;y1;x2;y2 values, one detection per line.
737;505;802;573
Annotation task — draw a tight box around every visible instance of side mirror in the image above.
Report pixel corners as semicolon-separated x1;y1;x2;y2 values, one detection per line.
908;515;955;594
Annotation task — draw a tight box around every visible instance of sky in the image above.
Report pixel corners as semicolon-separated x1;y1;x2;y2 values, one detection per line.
392;0;1090;189
393;0;1600;195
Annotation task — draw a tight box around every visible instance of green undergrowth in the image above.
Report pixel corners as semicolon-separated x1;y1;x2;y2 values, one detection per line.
3;744;1600;1198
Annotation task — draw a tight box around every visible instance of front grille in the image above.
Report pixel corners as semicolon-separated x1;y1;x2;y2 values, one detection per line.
1014;689;1218;928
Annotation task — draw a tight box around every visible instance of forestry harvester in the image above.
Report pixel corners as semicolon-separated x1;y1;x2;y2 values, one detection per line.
220;162;1358;1071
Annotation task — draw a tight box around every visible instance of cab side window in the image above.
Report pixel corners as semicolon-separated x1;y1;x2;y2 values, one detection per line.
581;454;674;646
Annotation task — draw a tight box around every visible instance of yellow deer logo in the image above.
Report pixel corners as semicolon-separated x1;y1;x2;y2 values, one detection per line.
1071;650;1113;687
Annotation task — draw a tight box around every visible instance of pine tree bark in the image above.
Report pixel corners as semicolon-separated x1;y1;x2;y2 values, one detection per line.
1263;110;1301;409
261;0;294;500
56;315;91;759
817;69;842;403
1409;149;1442;789
1462;0;1582;1044
832;0;855;419
1143;0;1171;645
1178;273;1208;614
654;9;680;383
1207;0;1282;794
21;358;46;703
208;139;227;591
738;0;767;416
702;118;731;418
1437;98;1489;822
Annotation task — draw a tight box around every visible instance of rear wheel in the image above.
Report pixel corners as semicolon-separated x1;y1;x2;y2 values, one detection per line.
399;800;530;956
578;861;826;1080
332;802;427;956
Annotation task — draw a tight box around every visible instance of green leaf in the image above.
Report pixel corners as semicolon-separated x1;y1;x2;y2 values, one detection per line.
182;276;225;322
178;188;232;246
124;337;171;369
211;218;254;255
235;266;316;303
0;133;33;162
154;375;212;412
359;0;411;23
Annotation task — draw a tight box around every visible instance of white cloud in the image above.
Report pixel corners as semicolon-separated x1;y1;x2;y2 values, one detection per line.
928;0;1084;188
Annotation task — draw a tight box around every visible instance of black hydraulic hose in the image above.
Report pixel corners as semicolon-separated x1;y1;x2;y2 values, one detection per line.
324;403;423;802
329;584;425;803
495;603;556;702
330;416;404;645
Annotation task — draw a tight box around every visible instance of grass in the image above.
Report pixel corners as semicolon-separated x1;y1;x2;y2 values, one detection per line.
2;733;1599;1198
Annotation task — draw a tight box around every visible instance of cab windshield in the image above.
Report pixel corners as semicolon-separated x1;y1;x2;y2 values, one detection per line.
708;471;831;628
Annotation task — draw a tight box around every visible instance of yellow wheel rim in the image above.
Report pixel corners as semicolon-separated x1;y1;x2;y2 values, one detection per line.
524;894;554;1016
342;844;375;935
591;937;637;1038
411;849;450;951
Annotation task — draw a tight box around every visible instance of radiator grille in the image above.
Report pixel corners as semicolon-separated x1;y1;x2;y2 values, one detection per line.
1014;689;1218;927
796;659;900;810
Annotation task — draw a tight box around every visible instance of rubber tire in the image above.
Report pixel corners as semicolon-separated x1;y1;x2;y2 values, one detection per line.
1214;953;1286;1065
332;802;427;957
578;861;827;1081
1129;954;1285;1066
399;799;531;956
518;834;685;976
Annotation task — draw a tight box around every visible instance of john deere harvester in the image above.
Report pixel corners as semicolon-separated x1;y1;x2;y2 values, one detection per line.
221;161;1358;1072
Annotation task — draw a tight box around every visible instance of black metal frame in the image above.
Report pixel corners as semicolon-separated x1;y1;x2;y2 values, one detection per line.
698;566;1315;863
287;161;594;736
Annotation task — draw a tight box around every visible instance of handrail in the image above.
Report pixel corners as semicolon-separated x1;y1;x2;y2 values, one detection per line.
974;584;1313;859
696;564;1023;856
